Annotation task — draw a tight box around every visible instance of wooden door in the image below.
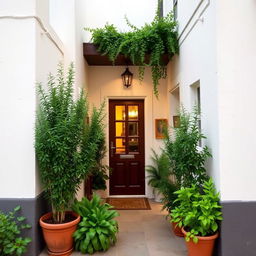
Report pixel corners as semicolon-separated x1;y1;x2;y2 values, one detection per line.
109;100;145;195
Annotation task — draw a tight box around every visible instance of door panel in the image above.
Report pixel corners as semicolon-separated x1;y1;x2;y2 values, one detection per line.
109;100;145;195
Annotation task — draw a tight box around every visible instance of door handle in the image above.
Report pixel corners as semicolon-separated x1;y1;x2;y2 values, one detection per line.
110;141;115;157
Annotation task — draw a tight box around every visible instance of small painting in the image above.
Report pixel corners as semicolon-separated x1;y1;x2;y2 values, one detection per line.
155;119;168;139
173;115;180;128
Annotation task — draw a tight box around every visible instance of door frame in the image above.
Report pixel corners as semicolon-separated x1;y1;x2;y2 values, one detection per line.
108;99;145;196
105;96;149;198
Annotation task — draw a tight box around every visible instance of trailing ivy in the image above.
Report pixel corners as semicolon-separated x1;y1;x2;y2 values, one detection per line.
85;11;178;97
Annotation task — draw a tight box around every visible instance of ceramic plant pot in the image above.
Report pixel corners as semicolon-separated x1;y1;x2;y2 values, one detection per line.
40;211;80;256
182;227;218;256
171;222;184;237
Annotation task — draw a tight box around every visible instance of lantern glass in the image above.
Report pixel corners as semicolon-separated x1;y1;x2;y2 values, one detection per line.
121;68;133;88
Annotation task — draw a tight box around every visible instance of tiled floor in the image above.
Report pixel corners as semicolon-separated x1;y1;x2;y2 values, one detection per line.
40;201;187;256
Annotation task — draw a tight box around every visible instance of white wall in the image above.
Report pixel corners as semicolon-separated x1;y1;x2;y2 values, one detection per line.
83;0;157;42
167;0;221;191
217;0;256;201
170;0;256;203
0;16;36;198
88;66;169;198
49;0;88;92
0;0;64;198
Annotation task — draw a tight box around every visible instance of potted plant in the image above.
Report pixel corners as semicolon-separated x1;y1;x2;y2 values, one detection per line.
72;195;119;254
146;150;173;202
171;178;222;256
91;125;110;199
164;106;211;236
164;106;211;188
35;63;105;256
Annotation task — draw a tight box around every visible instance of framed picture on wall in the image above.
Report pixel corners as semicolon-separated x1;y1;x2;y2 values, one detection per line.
155;119;168;139
173;115;180;128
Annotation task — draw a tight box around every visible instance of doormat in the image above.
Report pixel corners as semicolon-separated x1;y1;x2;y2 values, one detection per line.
106;197;151;210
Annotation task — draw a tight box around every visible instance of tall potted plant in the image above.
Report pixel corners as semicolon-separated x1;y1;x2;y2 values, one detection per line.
170;178;222;256
164;106;211;188
35;63;104;256
164;106;211;236
91;123;110;198
146;150;173;202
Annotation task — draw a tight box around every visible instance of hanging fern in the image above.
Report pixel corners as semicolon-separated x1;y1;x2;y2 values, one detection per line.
85;11;179;97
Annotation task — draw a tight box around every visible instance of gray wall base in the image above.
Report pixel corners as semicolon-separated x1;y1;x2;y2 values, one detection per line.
0;193;50;256
215;201;256;256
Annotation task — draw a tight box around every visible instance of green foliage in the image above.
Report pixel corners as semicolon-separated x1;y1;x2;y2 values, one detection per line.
170;178;223;242
146;149;178;212
72;195;119;254
86;10;178;97
35;63;105;223
146;150;171;195
160;181;179;213
91;116;110;191
0;206;31;256
164;106;211;189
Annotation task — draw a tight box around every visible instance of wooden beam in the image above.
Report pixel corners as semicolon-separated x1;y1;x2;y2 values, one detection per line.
83;43;170;66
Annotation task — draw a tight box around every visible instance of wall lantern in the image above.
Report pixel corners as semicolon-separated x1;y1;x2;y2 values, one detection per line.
121;67;133;88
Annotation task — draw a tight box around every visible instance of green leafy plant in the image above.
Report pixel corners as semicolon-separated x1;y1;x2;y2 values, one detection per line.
164;106;211;189
170;178;223;243
35;63;105;223
146;150;171;195
0;206;31;256
86;7;178;97
91;123;110;191
160;181;179;213
146;149;178;212
72;195;119;254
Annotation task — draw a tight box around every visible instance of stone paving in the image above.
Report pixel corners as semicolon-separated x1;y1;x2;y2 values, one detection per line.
40;200;187;256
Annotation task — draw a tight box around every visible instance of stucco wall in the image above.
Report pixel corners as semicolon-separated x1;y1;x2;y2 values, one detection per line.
0;0;65;198
166;0;220;191
217;0;256;201
83;0;158;42
0;16;37;198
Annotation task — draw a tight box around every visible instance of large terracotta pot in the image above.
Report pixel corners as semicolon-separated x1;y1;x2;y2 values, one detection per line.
182;227;218;256
171;221;184;237
40;211;80;256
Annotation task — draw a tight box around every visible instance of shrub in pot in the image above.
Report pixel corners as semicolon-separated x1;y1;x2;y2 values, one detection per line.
164;106;211;236
170;178;222;256
0;206;31;256
146;150;174;202
72;194;119;254
35;63;105;256
164;106;211;189
91;127;110;198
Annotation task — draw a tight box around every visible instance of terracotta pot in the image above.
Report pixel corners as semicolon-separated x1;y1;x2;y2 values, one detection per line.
171;222;184;237
40;211;80;256
182;227;218;256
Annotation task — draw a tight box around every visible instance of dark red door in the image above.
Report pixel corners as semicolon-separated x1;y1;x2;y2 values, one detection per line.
109;100;145;195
